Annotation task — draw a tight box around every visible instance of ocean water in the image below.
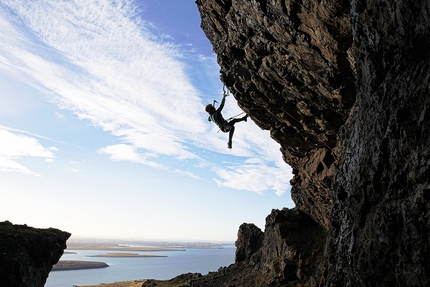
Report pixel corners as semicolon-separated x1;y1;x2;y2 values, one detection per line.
45;246;235;287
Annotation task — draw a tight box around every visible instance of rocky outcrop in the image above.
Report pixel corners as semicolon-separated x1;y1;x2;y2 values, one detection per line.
235;222;264;263
197;0;430;286
0;221;70;287
190;209;326;287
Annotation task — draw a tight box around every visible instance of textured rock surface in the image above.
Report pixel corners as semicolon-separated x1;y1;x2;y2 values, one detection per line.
326;0;430;285
197;0;430;286
142;210;325;287
258;209;326;286
191;209;326;287
0;221;70;287
197;0;356;229
235;222;264;263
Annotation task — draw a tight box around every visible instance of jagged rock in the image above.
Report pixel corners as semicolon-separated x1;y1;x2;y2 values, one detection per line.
190;209;325;287
260;209;326;284
326;0;430;286
197;0;430;286
235;223;264;264
0;221;70;287
197;0;356;230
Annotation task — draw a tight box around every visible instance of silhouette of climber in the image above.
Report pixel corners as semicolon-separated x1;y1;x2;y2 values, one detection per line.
205;93;248;149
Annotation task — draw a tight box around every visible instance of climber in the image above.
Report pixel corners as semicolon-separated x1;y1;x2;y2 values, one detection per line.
205;92;248;149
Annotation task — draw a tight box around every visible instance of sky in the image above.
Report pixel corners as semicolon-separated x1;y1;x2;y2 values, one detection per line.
0;0;294;242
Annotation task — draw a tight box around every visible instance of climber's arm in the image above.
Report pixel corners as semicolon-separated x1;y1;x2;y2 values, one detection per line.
217;95;226;112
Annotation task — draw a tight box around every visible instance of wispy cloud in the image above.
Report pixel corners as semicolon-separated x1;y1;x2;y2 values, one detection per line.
1;0;206;164
214;160;292;196
0;0;292;196
0;127;57;175
98;143;163;168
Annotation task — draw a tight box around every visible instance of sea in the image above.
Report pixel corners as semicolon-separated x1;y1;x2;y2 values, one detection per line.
45;246;236;287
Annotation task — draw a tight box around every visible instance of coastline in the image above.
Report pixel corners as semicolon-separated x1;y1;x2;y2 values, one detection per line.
48;241;235;286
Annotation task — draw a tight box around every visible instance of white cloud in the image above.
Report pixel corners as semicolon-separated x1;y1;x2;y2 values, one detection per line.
98;144;163;169
213;158;292;196
0;127;57;174
174;169;201;180
0;157;37;175
65;167;82;173
1;0;207;159
0;0;294;196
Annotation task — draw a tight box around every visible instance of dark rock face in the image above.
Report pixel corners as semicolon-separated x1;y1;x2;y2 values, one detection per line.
197;0;356;230
326;0;430;286
191;209;326;287
260;209;326;283
235;223;264;263
0;221;71;287
197;0;430;286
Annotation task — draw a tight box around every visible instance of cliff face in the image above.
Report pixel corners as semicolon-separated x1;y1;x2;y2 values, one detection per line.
0;221;70;287
327;0;430;285
197;0;430;286
190;209;326;287
198;0;356;230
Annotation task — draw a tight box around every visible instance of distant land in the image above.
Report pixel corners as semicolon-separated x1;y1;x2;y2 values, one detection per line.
53;237;234;286
52;260;108;271
78;275;201;287
66;237;230;250
89;253;167;258
80;280;146;287
54;237;233;274
68;245;185;251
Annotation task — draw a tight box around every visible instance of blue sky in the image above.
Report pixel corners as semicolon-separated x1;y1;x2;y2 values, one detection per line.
0;0;294;242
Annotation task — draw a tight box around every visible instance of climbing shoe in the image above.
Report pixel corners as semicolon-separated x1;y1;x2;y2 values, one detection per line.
227;141;232;149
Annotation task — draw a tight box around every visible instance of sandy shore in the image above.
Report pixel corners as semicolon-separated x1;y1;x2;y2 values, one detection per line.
89;253;167;258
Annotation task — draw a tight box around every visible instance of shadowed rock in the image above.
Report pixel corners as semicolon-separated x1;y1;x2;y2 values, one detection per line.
0;221;70;287
196;0;430;286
